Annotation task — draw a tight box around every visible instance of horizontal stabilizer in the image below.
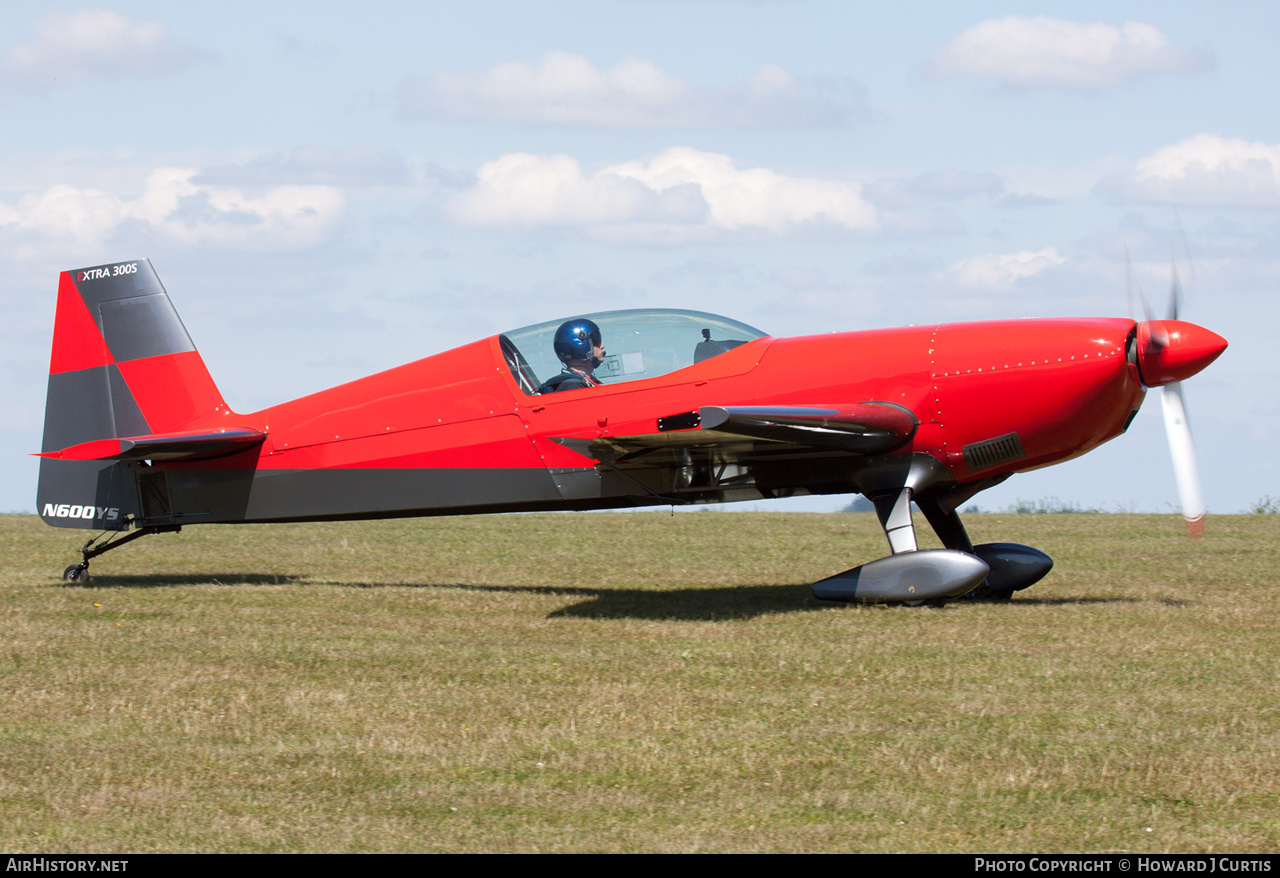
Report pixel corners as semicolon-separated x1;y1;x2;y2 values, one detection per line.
38;428;265;462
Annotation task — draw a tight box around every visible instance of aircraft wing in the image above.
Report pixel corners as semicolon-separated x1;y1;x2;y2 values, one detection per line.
37;428;266;462
556;403;917;467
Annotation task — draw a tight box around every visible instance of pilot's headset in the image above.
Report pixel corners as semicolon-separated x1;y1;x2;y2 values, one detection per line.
553;319;604;367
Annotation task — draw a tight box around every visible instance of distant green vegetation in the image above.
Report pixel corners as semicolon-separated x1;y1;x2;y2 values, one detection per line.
2;512;1277;853
1004;496;1103;514
1251;496;1280;514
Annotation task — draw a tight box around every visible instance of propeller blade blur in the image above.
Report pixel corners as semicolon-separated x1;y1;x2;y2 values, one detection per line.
1161;380;1206;539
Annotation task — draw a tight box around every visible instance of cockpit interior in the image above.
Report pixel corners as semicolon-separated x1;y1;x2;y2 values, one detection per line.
499;309;768;395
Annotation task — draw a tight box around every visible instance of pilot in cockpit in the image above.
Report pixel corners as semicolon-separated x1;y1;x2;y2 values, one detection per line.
537;318;606;393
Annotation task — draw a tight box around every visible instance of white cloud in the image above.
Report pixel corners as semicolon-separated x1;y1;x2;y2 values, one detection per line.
949;248;1067;289
397;51;865;129
928;16;1209;89
447;153;705;229
2;9;202;92
0;185;122;251
448;148;878;240
1100;134;1280;208
614;149;877;232
0;169;346;256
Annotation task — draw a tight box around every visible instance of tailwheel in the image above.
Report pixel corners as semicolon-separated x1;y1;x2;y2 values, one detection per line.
59;523;181;584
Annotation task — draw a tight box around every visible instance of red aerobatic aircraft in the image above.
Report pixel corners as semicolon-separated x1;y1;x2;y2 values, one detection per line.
37;259;1227;604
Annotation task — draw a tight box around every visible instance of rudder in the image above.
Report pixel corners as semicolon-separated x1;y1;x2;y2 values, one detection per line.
37;259;231;530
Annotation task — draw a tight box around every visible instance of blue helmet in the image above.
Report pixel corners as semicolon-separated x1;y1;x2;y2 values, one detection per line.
553;318;603;366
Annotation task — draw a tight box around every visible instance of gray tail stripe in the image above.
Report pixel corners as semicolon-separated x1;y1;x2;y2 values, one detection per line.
73;259;196;362
40;365;152;453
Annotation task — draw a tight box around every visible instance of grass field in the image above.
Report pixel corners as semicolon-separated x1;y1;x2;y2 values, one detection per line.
2;511;1277;853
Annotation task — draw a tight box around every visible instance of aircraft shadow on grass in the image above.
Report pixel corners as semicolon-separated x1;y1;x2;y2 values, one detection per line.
59;572;820;619
60;573;303;588
404;583;1190;619
58;575;1190;616
1009;595;1191;608
390;582;1186;619
411;581;822;621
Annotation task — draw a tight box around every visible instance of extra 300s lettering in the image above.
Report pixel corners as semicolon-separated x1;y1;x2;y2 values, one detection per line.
77;263;137;282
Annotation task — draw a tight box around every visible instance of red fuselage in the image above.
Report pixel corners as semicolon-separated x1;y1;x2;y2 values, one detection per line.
35;259;1227;597
141;316;1164;523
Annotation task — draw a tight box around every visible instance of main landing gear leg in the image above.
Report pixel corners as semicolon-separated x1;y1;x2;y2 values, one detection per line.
61;524;181;582
913;496;975;553
871;486;919;555
810;457;989;605
870;487;938;607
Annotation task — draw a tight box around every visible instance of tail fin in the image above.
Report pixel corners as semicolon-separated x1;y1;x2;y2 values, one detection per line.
37;259;232;530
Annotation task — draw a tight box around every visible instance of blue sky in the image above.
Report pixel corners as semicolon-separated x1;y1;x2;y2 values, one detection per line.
2;1;1276;516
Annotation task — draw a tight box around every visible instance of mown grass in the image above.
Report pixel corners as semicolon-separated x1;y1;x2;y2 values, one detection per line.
1;512;1277;853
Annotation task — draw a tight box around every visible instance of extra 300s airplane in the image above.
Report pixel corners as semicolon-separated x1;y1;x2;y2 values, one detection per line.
37;259;1227;604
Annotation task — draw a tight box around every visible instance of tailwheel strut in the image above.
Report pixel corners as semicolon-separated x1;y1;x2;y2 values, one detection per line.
61;523;182;582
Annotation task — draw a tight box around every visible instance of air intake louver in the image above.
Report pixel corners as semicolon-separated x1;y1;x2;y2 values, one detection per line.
963;432;1025;471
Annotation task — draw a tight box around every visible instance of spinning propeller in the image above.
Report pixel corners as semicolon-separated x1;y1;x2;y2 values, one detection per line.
1126;246;1227;537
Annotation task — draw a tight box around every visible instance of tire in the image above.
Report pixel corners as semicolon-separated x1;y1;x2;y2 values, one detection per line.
962;582;1012;601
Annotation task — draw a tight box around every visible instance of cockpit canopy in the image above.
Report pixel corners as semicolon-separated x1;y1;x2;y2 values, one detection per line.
499;309;768;395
